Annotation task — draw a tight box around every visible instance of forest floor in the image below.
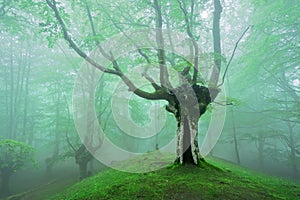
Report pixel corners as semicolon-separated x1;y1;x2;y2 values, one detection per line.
3;154;300;200
48;154;299;200
2;174;77;200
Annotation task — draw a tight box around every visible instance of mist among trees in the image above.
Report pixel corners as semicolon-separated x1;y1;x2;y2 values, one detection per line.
0;0;299;199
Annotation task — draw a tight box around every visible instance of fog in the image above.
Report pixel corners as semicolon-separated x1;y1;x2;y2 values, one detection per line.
0;0;299;199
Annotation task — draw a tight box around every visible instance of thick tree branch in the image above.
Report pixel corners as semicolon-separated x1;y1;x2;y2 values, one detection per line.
46;0;169;101
210;0;222;86
165;16;176;66
45;0;120;76
153;0;172;88
142;72;162;90
121;74;170;100
177;0;199;84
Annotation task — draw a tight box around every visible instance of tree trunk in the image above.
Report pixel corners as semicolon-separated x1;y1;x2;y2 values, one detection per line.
79;161;88;180
8;40;14;139
210;0;222;85
45;156;56;178
257;134;265;169
231;109;240;165
0;168;12;197
22;64;31;141
175;114;203;165
167;84;211;166
287;122;298;179
75;145;93;180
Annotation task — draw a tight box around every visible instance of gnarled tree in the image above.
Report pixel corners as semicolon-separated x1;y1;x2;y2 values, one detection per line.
41;0;225;166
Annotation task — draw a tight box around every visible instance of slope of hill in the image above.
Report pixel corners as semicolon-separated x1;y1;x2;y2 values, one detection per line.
48;155;300;200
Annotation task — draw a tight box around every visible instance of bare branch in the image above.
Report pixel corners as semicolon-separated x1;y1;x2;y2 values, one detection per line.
46;0;169;101
97;2;153;64
65;133;76;153
84;0;119;63
218;26;251;87
96;2;162;91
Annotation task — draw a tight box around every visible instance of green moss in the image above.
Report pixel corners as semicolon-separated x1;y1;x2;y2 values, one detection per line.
48;155;300;200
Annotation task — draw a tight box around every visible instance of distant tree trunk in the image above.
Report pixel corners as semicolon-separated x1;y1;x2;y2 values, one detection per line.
45;153;61;178
8;41;14;139
6;40;28;140
22;64;31;141
257;133;265;169
75;145;93;180
28;123;35;146
230;109;240;165
287;122;298;178
45;157;54;178
89;159;94;174
0;168;13;197
154;103;160;150
45;87;61;177
4;55;9;138
77;64;94;179
79;162;88;180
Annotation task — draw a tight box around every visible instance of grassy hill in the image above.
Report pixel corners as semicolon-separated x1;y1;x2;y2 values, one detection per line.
47;155;300;200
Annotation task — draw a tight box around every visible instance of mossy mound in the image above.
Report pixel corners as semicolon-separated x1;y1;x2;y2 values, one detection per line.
48;155;300;200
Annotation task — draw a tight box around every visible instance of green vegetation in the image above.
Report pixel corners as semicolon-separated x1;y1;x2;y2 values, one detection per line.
0;139;37;197
49;156;300;200
0;0;299;199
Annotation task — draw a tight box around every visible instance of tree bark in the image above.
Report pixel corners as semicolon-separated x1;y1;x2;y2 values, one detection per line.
175;115;202;165
169;84;211;165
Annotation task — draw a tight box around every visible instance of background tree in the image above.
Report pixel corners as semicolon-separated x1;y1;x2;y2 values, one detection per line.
0;139;37;197
245;0;299;178
216;0;300;178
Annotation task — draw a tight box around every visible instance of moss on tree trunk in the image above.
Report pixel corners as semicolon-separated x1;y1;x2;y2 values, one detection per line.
167;84;213;166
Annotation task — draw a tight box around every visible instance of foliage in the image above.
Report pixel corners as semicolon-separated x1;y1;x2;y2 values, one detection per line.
217;0;300;176
0;0;299;194
0;139;37;172
0;0;41;37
